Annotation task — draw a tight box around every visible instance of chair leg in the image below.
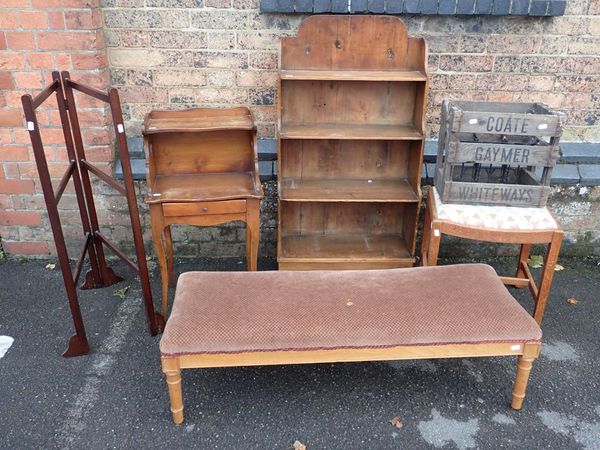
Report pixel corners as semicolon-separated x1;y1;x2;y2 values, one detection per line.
246;198;260;271
511;355;535;410
164;225;175;288
533;230;564;325
162;357;184;424
150;205;169;319
426;220;442;267
516;243;531;280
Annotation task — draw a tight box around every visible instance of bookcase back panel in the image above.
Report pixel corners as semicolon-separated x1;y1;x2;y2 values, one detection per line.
281;80;417;127
280;15;426;72
281;140;410;180
151;130;253;176
281;202;405;236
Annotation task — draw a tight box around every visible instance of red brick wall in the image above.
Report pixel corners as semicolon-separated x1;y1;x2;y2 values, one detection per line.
0;0;111;256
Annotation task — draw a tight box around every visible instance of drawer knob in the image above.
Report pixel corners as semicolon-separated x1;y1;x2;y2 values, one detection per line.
202;207;209;212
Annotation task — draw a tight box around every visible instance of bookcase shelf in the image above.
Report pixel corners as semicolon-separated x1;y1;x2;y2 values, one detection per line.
277;15;429;270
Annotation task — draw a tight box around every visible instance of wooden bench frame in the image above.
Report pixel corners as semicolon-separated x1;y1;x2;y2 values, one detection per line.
162;341;541;424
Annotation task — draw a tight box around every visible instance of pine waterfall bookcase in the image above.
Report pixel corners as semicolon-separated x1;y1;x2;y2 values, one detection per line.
277;15;429;270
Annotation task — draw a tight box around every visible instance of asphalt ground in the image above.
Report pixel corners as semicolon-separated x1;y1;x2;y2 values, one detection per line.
1;255;599;449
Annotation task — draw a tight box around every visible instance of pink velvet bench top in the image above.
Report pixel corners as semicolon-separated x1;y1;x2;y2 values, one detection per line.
159;264;542;357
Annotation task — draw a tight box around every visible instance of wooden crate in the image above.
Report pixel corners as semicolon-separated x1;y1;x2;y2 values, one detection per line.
434;100;563;207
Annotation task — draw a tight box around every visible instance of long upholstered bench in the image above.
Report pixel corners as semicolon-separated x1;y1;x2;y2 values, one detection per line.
160;264;542;424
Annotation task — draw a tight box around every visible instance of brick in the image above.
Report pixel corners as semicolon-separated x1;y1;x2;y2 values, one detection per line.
47;11;65;29
529;0;548;15
313;0;331;11
105;10;189;29
236;70;278;87
204;70;234;87
169;88;197;103
492;0;511;14
149;31;207;49
207;31;235;50
3;241;50;255
331;0;347;12
474;0;493;13
6;32;36;50
64;10;102;30
368;0;385;13
385;0;403;13
194;88;247;104
569;37;600;55
19;11;48;29
125;69;152;87
0;111;23;128
0;179;35;194
153;69;206;86
26;52;53;70
0;72;13;89
190;10;249;30
488;35;540;53
118;30;148;48
249;52;277;69
456;0;475;14
439;55;494;72
71;52;107;70
238;32;279;50
31;0;98;7
109;49;165;68
351;0;368;12
194;51;248;69
146;0;203;5
0;210;42;226
37;31;102;51
13;71;43;89
0;33;5;51
403;0;421;13
249;88;275;105
0;11;18;28
119;86;169;103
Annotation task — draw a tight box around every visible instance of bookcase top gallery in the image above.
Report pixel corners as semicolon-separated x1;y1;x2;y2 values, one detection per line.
277;15;429;270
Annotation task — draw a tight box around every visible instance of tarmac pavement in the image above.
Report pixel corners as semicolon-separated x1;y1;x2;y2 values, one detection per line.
1;255;599;449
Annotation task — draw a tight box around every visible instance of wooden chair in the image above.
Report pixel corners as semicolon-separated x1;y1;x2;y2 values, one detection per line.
421;186;563;325
144;107;264;317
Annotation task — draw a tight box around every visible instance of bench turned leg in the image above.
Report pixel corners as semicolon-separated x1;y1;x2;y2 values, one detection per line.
511;355;535;410
162;357;184;424
164;225;175;288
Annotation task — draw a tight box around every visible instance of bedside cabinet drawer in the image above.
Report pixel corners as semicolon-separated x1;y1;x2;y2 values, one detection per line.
162;200;246;217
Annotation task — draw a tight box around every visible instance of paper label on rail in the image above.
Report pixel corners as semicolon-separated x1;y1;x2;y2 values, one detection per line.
0;336;14;358
27;121;35;131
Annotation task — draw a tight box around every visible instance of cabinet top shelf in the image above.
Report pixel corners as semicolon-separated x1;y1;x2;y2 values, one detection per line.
279;69;428;82
280;123;423;140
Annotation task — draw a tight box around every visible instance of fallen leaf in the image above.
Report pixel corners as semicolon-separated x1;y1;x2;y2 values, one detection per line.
292;440;307;450
146;255;152;261
45;263;56;270
527;255;544;269
389;416;404;429
113;286;130;299
567;297;578;305
554;264;564;271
